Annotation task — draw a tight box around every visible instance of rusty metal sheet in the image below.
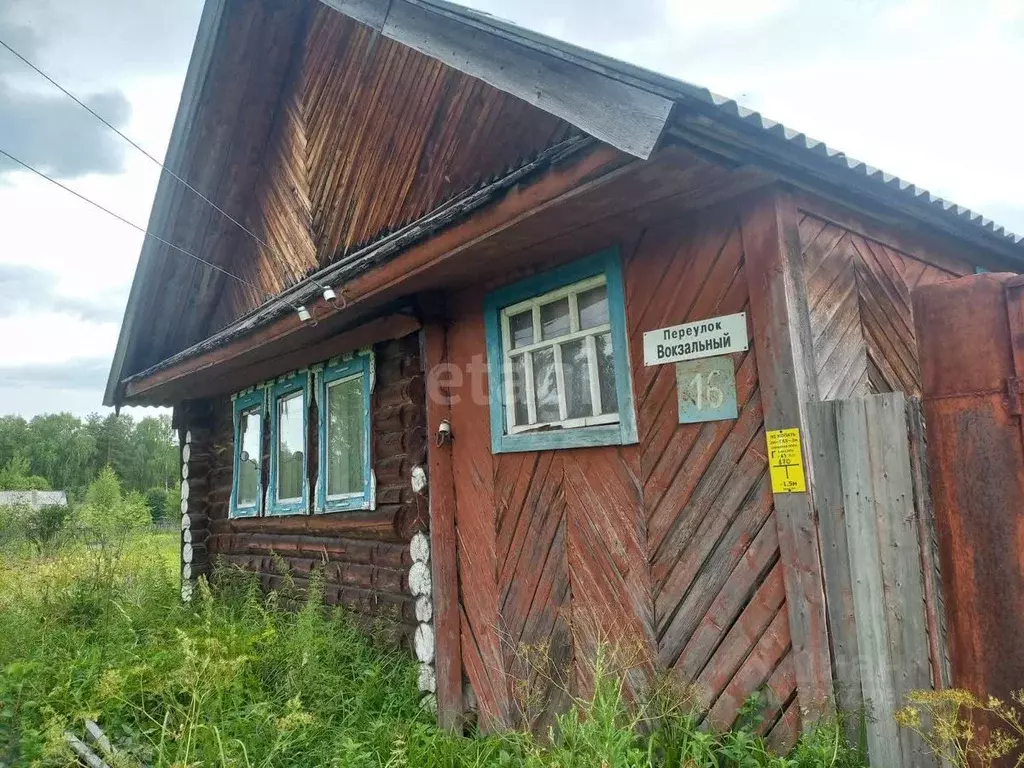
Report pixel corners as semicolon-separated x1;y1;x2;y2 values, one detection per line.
913;272;1024;703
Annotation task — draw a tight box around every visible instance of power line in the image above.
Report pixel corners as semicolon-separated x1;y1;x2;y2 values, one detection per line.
0;37;324;292
0;146;268;298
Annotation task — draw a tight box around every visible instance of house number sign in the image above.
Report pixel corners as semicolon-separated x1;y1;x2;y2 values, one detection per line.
675;357;738;424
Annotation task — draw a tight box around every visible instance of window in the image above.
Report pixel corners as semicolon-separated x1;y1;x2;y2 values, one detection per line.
316;352;374;513
228;352;375;518
268;375;310;516
485;248;637;453
230;389;265;518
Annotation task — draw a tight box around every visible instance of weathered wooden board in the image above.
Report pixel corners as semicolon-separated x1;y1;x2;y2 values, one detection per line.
834;397;902;768
864;395;931;763
420;322;463;728
325;0;673;159
906;397;952;691
446;289;508;730
812;393;942;768
742;190;833;722
805;399;862;730
797;198;973;403
115;0;577;389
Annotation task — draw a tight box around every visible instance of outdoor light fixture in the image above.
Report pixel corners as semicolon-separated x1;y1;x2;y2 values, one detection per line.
297;305;312;322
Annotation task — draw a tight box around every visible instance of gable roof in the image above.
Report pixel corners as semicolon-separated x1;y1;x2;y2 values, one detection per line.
106;0;1023;406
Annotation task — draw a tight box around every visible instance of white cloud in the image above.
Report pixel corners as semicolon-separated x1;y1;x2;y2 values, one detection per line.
0;313;119;365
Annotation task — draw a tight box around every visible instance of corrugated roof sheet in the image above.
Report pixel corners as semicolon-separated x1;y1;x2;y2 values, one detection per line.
698;92;1022;247
416;0;1022;249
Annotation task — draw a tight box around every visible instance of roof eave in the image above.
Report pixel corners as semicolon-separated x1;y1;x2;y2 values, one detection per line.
103;0;229;407
667;105;1024;262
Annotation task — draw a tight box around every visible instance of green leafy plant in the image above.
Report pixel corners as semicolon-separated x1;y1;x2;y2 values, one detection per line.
0;531;868;768
76;466;151;552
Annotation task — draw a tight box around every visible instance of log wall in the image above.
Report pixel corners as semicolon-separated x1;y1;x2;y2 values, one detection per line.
446;203;798;747
185;332;427;642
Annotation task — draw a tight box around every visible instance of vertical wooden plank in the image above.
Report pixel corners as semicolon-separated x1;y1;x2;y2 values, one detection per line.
835;398;902;768
806;400;863;731
420;322;463;729
447;288;509;730
742;188;833;722
864;393;932;766
906;396;952;691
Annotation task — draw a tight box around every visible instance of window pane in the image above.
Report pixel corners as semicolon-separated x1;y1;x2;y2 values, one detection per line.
596;332;618;415
532;347;561;423
237;409;261;506
509;311;533;349
326;376;365;497
578;285;609;329
540;298;570;340
561;339;593;419
276;392;305;501
510;355;529;427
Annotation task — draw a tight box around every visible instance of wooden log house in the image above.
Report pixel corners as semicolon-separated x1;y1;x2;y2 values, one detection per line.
106;0;1024;744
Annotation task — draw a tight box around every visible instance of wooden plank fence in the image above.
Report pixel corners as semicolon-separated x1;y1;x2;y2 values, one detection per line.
808;392;949;768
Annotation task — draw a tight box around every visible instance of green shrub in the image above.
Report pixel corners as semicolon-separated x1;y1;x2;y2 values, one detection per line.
0;455;51;492
0;502;73;557
76;467;151;550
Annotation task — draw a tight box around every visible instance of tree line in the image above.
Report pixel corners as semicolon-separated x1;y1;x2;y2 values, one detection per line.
0;412;180;521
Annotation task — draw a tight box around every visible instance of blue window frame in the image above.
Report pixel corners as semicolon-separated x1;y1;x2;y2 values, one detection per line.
316;352;375;513
230;389;265;518
484;247;637;454
267;374;311;516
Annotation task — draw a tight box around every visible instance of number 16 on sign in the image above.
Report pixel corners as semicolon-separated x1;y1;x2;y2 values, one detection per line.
675;357;738;424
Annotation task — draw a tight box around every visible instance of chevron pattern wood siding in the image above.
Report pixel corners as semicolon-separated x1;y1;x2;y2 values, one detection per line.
446;207;797;747
211;2;575;336
799;207;972;401
138;0;575;370
446;289;509;731
630;211;796;744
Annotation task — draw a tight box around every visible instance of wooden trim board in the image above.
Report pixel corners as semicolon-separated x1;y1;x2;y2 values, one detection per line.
741;187;833;724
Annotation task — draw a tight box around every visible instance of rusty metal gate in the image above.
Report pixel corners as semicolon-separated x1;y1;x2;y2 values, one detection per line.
914;272;1024;701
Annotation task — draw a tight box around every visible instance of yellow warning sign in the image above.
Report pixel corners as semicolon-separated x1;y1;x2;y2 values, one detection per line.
766;428;806;494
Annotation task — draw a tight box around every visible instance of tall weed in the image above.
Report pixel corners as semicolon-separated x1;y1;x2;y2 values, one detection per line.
0;534;867;767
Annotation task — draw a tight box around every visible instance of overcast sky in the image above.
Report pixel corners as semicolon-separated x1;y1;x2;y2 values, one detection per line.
0;0;1021;418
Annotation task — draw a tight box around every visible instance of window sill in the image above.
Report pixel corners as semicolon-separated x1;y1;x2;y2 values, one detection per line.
316;497;374;514
491;422;638;454
265;503;307;517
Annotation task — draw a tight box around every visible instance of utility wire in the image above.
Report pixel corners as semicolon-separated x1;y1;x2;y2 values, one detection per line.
0;146;268;298
0;36;331;305
0;37;329;294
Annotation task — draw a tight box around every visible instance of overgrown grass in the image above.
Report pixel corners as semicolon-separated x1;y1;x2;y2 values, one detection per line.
0;533;867;767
